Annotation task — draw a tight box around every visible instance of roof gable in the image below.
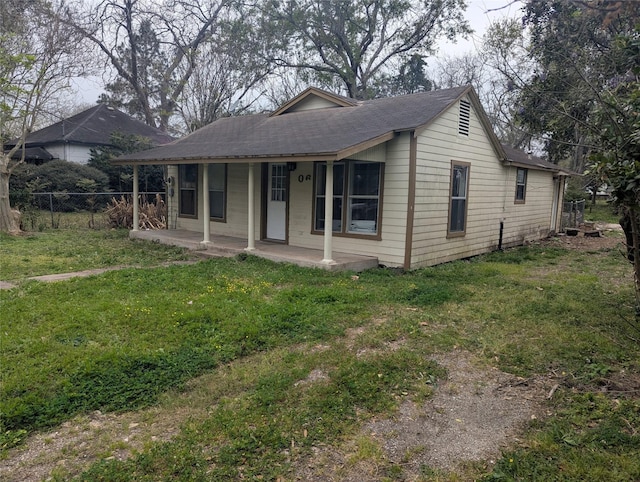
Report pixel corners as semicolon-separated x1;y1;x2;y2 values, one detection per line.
270;87;358;116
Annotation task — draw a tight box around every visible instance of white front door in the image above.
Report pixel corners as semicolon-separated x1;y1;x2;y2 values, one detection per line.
266;163;287;241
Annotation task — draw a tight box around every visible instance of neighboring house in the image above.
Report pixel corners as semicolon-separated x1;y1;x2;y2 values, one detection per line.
114;86;569;270
5;104;173;165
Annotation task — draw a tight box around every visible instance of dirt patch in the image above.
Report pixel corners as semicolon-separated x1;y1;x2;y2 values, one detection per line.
540;224;624;252
0;405;204;482
292;350;554;481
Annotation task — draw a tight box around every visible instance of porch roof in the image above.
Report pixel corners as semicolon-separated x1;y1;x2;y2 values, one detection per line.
113;86;471;166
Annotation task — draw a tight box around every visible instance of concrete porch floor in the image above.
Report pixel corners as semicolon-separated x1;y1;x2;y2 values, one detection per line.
130;229;379;272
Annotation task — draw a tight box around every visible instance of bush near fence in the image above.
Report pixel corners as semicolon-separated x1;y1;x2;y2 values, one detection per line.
10;192;165;231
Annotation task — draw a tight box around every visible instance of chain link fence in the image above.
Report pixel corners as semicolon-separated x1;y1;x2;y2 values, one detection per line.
11;192;165;231
561;199;585;231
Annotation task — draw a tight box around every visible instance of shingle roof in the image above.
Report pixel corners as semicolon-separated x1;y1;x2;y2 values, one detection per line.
13;104;174;148
115;86;471;164
9;146;53;162
502;145;566;173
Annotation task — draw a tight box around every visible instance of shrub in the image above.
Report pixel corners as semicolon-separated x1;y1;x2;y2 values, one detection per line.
29;159;110;193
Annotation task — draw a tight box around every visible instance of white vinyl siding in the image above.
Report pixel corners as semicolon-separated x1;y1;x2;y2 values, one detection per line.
46;144;92;165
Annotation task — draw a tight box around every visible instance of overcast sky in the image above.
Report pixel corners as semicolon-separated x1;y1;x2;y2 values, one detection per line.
437;0;524;56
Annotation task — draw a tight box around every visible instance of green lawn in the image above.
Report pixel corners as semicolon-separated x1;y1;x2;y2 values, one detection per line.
1;228;639;480
0;229;193;281
584;199;620;224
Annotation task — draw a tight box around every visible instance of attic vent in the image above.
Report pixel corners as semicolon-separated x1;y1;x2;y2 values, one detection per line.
458;99;470;136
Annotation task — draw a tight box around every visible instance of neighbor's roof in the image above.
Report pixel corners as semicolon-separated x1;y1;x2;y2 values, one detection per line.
9;146;54;162
502;145;569;174
10;104;174;148
114;86;474;165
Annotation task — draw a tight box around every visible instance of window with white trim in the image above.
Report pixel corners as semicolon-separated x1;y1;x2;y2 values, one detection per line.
271;164;286;201
314;161;382;236
448;162;469;235
179;164;197;217
208;163;227;220
515;168;527;203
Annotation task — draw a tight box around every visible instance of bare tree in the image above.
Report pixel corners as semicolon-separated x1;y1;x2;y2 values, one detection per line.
0;0;88;233
263;0;471;99
177;14;273;131
433;17;537;149
64;0;237;132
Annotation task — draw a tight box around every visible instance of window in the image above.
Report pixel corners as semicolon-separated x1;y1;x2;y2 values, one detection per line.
314;162;344;232
179;164;198;217
448;162;470;236
515;168;527;203
271;164;286;201
458;99;470;136
208;163;227;220
314;161;382;236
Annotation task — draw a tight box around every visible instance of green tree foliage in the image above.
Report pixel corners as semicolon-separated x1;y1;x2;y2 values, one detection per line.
375;54;434;97
590;28;640;315
14;160;110;193
88;132;164;192
264;0;470;99
515;1;639;170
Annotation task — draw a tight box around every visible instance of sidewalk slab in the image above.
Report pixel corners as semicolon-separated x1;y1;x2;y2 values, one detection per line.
0;281;17;290
29;267;123;283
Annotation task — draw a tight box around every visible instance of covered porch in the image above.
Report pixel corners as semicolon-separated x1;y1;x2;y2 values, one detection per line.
130;229;379;272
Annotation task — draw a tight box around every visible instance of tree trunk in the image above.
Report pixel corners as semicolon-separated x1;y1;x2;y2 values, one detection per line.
0;160;20;233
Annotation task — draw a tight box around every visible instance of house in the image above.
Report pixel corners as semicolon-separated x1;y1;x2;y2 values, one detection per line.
5;104;174;165
114;86;568;270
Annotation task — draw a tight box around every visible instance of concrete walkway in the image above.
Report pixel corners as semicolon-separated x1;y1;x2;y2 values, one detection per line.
0;267;124;290
0;262;198;290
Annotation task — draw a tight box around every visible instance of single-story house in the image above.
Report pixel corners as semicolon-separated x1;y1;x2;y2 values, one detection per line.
114;86;568;270
5;104;173;165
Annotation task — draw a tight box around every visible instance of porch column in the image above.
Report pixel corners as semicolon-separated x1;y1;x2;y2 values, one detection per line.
201;163;211;245
321;160;335;265
132;164;139;231
246;162;256;251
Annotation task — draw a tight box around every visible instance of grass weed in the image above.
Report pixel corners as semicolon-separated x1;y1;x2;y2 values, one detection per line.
0;229;192;281
1;229;639;480
584;200;620;224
